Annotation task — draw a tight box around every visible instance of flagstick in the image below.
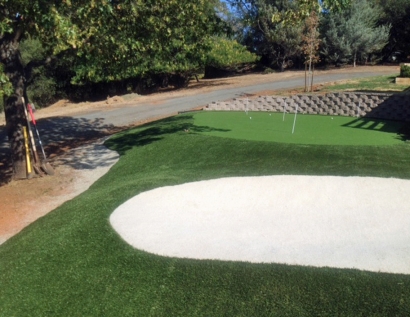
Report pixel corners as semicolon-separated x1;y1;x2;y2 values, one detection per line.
292;103;299;134
282;102;286;121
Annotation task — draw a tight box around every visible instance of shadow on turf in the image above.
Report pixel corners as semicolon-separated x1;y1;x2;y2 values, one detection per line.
106;115;230;155
342;118;410;142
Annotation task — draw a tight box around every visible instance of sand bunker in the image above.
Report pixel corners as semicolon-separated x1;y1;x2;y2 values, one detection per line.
110;176;410;274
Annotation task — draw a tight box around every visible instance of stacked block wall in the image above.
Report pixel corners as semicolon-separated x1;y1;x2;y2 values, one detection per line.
205;92;410;121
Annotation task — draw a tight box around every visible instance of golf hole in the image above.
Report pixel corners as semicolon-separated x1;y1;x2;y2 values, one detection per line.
110;176;410;274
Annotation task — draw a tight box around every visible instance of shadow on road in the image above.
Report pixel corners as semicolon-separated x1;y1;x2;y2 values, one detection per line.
0;116;123;185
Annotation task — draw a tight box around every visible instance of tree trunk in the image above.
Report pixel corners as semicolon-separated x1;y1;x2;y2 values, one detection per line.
307;55;312;92
1;33;27;179
311;64;314;92
304;62;307;92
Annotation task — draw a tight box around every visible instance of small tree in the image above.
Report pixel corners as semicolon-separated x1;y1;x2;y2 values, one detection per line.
301;11;320;92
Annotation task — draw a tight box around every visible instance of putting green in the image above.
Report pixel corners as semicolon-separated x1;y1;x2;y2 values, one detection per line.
192;111;408;146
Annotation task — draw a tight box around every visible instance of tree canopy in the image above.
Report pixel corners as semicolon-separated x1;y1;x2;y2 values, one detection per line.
271;0;351;23
320;0;390;66
374;0;410;60
0;0;224;178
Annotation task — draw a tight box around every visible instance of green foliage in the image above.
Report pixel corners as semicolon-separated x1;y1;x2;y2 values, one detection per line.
19;38;59;107
19;38;46;66
227;0;351;69
0;64;12;96
0;64;12;112
252;0;304;71
345;0;390;65
206;37;258;69
1;0;221;90
322;0;352;11
26;74;57;108
271;0;352;24
320;0;390;66
69;0;218;84
375;0;410;61
320;13;352;66
0;0;227;111
263;67;275;74
400;65;410;78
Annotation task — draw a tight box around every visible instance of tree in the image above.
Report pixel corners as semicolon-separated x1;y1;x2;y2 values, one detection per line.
257;0;304;71
346;0;390;67
271;0;352;23
71;1;218;85
204;36;258;78
1;1;133;178
0;0;218;179
229;0;304;71
320;0;390;67
301;10;320;92
320;11;353;66
373;0;410;61
225;0;351;70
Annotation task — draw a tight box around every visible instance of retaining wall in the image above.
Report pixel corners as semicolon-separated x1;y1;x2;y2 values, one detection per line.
205;92;410;121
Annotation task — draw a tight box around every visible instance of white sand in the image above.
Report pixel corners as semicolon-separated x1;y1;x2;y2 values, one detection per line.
110;176;410;275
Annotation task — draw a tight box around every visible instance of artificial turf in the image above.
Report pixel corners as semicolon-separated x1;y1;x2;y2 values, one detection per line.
192;111;408;146
1;114;410;316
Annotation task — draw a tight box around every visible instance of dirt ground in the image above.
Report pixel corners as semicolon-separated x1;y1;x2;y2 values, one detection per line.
0;66;399;244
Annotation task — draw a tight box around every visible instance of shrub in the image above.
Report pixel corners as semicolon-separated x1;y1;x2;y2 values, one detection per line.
263;67;275;74
26;73;57;108
0;64;13;113
400;64;410;78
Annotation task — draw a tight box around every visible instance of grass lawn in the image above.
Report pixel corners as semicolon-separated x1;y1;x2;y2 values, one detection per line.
1;114;410;316
320;74;409;93
275;74;409;95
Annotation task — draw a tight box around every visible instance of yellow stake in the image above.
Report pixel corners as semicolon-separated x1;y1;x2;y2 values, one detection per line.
23;126;32;176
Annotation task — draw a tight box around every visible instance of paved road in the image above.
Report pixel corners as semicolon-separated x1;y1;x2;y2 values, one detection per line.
75;69;397;127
